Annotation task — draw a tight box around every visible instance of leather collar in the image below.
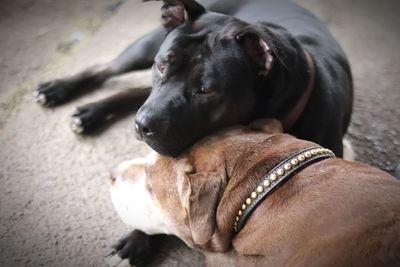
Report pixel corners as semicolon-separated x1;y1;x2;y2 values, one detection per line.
234;147;334;233
281;51;315;131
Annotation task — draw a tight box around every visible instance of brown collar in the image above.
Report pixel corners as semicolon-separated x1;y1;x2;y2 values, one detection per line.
233;146;335;233
281;51;315;131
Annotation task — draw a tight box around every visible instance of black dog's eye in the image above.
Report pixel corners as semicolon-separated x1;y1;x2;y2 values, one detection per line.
195;85;213;95
157;62;165;74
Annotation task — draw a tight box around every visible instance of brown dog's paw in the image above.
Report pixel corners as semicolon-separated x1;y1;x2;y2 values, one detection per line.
249;118;283;133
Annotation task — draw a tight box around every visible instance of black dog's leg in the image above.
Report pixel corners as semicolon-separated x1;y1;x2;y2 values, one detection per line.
108;230;164;266
34;27;165;106
70;87;151;134
33;63;115;106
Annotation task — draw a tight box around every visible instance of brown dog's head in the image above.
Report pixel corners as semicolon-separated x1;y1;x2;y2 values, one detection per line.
110;119;284;249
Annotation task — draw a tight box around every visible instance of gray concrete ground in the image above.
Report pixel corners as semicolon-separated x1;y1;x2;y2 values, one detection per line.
0;0;399;266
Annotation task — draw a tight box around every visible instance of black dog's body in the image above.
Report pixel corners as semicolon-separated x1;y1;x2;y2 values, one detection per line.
34;0;352;158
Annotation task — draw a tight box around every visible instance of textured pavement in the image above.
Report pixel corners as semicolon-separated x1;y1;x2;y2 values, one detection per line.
0;0;399;266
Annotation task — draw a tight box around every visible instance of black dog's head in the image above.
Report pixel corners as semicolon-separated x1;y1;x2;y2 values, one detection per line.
136;0;283;156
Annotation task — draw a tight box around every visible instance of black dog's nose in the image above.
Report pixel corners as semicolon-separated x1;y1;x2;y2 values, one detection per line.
135;119;155;139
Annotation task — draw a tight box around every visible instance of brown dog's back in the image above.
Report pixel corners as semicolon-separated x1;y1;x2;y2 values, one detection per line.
233;158;400;267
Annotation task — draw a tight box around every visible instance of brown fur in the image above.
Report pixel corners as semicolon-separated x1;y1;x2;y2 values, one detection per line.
121;120;400;266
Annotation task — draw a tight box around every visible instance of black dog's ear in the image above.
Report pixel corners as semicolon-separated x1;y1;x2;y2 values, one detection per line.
144;0;206;31
160;2;185;31
234;23;298;76
235;30;274;76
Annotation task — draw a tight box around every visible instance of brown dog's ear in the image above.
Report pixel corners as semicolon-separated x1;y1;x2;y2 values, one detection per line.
144;0;206;31
186;170;226;245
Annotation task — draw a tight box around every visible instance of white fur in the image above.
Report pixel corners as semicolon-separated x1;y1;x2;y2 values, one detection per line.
145;150;159;166
118;151;158;167
110;157;171;235
343;138;355;161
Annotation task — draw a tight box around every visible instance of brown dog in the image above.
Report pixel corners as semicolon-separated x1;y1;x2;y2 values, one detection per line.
110;120;400;267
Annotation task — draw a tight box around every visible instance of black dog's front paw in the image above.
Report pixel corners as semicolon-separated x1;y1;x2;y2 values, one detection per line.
70;104;109;134
33;80;75;106
107;230;156;267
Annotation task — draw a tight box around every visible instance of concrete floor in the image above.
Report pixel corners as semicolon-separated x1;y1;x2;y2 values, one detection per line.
0;0;399;266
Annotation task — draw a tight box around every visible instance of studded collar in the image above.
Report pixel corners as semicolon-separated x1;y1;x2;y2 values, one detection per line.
233;147;335;233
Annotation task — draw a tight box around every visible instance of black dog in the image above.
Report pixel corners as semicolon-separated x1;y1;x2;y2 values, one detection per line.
34;0;352;158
